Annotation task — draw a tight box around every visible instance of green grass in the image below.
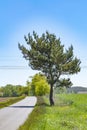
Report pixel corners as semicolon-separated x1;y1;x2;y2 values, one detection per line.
18;94;87;130
18;96;47;130
0;96;25;109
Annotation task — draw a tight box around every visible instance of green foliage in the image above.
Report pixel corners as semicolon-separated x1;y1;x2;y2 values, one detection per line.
56;78;73;88
0;87;3;96
3;84;13;97
18;31;81;85
54;87;67;94
18;31;81;105
0;84;29;97
31;73;50;96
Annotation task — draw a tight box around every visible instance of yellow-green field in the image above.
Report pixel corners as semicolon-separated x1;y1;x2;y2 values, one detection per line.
19;94;87;130
0;96;25;109
0;97;11;102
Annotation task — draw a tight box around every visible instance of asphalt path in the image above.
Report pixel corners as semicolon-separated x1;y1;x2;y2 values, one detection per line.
0;96;37;130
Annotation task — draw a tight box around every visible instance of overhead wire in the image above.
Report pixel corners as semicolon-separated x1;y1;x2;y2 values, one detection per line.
0;66;86;70
0;66;29;70
0;57;87;69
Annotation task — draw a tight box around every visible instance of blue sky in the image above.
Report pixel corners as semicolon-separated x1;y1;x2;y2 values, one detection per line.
0;0;87;87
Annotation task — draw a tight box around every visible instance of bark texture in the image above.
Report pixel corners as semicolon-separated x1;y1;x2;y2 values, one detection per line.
49;85;54;106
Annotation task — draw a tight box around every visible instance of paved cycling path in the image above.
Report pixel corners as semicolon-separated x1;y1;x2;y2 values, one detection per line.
0;96;37;130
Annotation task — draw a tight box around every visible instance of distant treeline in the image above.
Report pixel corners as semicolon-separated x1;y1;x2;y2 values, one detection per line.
0;73;50;97
67;86;87;93
0;84;29;97
54;86;87;94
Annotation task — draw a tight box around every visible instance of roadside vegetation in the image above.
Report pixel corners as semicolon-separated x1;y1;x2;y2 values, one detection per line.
0;74;50;98
0;30;82;128
0;84;29;97
19;94;87;130
29;73;50;96
0;96;25;109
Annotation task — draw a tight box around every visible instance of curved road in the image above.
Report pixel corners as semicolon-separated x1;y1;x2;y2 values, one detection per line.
0;96;37;130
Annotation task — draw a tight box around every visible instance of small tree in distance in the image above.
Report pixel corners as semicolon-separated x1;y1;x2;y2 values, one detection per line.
18;31;81;106
30;73;50;96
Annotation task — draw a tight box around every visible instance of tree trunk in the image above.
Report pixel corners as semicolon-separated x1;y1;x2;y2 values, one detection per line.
49;85;54;106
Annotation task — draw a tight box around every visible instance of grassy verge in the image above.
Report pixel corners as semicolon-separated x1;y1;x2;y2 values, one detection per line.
18;94;87;130
18;96;47;130
0;96;25;109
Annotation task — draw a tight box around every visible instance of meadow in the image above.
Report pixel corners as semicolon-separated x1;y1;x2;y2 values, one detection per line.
0;96;25;109
19;94;87;130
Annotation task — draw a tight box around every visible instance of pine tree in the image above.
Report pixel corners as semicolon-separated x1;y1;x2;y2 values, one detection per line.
18;31;81;105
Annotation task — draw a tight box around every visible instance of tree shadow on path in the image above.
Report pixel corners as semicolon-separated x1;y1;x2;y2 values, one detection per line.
9;105;34;108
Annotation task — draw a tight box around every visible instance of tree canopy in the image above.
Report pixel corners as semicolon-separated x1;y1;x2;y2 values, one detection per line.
30;73;50;96
18;31;81;105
